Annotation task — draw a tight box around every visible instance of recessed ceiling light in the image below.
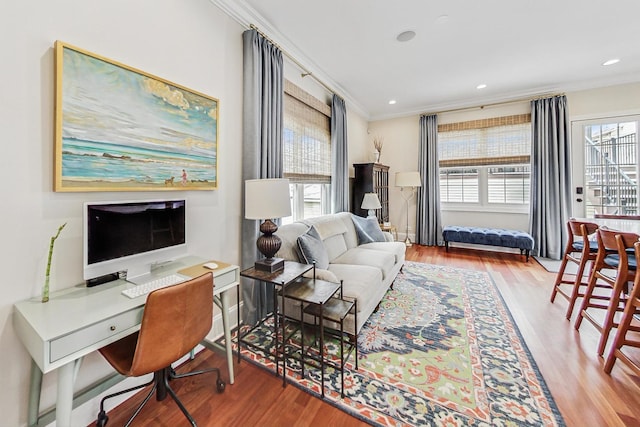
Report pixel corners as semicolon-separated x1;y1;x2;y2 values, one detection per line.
388;100;397;105
396;31;416;42
476;84;487;89
436;14;449;24
602;58;620;66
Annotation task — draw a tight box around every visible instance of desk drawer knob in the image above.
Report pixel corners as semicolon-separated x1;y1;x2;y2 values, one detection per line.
110;326;116;331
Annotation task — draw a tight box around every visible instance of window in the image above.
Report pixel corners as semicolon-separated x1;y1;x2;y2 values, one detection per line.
582;118;639;216
282;81;332;223
438;115;531;209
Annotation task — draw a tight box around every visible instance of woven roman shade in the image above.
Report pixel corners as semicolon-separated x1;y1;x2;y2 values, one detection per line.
438;114;531;167
283;80;331;184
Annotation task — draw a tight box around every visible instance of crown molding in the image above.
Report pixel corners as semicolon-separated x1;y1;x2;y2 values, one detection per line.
209;0;370;119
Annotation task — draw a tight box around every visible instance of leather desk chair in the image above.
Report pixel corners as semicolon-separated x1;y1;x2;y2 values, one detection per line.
604;241;640;375
575;228;639;356
550;219;599;319
96;272;225;427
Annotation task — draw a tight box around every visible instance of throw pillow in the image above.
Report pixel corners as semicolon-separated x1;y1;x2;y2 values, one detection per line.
296;226;329;269
351;214;386;244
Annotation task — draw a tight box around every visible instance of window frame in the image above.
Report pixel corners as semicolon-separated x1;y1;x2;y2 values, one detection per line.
282;80;332;222
438;115;531;214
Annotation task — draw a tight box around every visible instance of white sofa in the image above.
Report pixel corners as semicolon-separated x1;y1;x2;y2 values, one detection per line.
275;212;406;333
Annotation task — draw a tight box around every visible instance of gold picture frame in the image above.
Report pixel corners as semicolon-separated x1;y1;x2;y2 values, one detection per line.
54;41;218;192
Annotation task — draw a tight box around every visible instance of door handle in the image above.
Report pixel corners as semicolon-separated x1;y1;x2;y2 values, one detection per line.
576;198;583;202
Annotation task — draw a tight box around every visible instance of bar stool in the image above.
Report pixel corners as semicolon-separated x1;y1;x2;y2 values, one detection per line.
550;219;599;319
604;241;640;375
575;227;639;356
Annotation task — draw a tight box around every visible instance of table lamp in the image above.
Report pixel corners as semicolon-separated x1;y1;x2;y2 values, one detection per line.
361;193;382;219
245;178;292;272
395;171;422;246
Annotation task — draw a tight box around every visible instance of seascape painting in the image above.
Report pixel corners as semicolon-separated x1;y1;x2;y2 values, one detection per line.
54;41;218;191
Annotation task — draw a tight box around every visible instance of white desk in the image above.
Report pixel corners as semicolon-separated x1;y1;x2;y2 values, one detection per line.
13;256;239;427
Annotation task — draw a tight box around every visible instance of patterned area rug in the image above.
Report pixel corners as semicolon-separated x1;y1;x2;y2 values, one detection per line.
234;262;566;426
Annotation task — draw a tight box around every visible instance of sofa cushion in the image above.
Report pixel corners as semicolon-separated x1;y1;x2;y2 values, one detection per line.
360;241;407;264
296;226;329;269
332;247;395;280
321;234;346;261
312;218;348;240
351;215;386;244
327;264;382;313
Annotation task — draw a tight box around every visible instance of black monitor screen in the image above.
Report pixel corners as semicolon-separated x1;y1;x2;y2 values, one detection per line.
87;200;186;265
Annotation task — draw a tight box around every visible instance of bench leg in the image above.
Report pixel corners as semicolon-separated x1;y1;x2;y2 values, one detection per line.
525;250;530;262
445;241;449;252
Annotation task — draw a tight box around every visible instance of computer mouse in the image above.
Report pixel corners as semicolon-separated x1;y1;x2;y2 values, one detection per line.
203;262;218;270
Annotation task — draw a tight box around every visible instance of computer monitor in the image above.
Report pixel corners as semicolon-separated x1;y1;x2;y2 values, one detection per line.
83;199;187;283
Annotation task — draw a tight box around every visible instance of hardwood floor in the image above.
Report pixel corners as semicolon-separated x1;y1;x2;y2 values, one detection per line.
96;246;640;427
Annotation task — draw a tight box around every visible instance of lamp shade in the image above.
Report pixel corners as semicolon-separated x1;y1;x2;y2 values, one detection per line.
361;193;381;210
395;171;422;187
244;178;292;220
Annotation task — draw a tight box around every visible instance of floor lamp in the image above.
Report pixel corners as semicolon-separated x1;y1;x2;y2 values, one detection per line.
395;171;422;247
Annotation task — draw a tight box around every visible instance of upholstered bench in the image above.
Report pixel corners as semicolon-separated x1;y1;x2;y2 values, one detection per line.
442;225;535;261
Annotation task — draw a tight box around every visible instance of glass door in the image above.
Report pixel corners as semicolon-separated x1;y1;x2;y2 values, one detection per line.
581;118;639;217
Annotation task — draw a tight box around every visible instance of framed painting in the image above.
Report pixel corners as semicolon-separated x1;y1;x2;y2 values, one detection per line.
54;41;218;191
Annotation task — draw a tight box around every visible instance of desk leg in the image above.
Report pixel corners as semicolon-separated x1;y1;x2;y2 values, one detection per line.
28;360;43;427
219;290;235;384
56;359;81;427
237;283;242;364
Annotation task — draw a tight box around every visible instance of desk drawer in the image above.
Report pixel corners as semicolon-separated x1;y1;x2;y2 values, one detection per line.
50;307;143;363
215;269;237;289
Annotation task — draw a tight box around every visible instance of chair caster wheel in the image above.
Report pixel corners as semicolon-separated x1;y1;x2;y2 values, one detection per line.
216;378;226;393
96;410;108;427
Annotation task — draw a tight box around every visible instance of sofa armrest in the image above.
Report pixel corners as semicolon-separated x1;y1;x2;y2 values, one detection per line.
302;268;339;283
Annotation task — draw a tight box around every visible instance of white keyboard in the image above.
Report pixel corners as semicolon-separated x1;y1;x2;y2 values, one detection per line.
121;274;188;299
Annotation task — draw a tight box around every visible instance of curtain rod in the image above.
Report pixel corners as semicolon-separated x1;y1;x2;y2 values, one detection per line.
249;24;337;97
425;92;565;116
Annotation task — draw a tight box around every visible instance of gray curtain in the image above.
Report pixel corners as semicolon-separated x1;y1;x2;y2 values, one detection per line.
416;114;443;245
331;94;349;212
529;95;571;259
241;29;284;325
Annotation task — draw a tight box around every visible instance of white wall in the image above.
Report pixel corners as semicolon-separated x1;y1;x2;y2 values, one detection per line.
568;82;640;120
366;116;420;239
367;83;640;240
1;1;244;426
567;82;640;217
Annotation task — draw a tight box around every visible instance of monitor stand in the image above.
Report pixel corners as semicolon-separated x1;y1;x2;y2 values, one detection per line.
125;264;153;285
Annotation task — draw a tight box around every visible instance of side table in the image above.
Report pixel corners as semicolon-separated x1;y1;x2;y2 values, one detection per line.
380;223;398;241
303;291;358;398
239;261;314;386
281;276;341;396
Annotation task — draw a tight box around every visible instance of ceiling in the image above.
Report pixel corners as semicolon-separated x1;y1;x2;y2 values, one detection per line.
213;0;640;120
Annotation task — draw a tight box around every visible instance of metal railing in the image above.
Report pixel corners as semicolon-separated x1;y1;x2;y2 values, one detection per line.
585;133;638;215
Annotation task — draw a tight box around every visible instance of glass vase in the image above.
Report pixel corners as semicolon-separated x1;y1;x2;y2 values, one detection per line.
42;275;50;302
